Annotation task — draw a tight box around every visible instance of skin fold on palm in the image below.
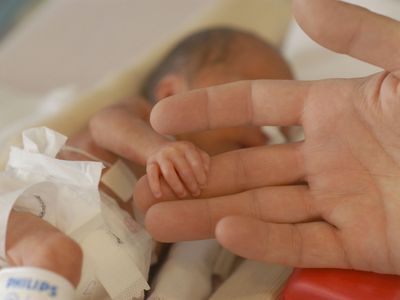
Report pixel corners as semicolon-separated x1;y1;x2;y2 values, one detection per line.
134;0;400;275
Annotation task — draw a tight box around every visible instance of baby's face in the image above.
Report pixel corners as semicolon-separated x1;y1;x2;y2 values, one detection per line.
178;38;293;155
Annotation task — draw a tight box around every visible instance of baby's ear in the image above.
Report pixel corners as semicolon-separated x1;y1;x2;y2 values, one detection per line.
154;74;188;101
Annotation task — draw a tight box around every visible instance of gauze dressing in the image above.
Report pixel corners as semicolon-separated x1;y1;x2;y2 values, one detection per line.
0;127;152;299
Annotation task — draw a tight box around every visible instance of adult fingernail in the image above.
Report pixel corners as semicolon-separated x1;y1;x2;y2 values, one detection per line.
191;184;199;193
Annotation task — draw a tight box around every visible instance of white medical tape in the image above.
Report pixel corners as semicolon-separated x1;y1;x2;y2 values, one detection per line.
101;160;137;203
61;146;137;202
82;229;148;300
70;193;151;300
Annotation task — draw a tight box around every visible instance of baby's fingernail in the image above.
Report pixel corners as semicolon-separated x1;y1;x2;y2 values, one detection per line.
179;191;187;198
191;185;199;193
197;175;205;185
192;189;201;197
200;176;208;186
155;192;162;198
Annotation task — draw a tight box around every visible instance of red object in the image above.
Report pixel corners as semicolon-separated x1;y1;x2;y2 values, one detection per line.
280;268;400;300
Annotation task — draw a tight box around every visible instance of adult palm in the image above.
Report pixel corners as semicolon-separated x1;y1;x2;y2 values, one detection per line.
134;0;400;274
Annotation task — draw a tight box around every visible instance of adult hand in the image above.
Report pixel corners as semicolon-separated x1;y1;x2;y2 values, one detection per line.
134;0;400;274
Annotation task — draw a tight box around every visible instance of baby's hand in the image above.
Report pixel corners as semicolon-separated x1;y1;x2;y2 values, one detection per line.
146;141;210;198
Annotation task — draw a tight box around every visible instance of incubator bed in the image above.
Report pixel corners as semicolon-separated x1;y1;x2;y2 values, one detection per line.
1;0;400;299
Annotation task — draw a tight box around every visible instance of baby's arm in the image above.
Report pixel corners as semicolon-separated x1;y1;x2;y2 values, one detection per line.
6;211;83;287
89;97;210;198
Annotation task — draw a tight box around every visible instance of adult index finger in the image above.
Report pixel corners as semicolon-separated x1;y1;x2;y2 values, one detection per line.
134;143;305;213
150;80;310;135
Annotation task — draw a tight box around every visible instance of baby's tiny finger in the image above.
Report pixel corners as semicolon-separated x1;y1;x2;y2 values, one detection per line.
160;160;187;198
172;156;200;196
185;148;207;186
147;163;162;198
199;150;211;175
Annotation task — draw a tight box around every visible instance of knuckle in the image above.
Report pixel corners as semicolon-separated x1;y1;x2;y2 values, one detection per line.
190;162;201;171
180;169;191;177
164;147;179;157
163;169;172;177
162;166;174;178
201;151;210;160
160;151;174;160
190;159;201;167
179;141;194;150
147;163;158;173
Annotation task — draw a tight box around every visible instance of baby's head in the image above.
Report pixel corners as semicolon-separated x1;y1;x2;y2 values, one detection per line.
142;27;293;155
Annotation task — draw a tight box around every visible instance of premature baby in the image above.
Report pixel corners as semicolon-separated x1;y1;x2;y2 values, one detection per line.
2;27;293;298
